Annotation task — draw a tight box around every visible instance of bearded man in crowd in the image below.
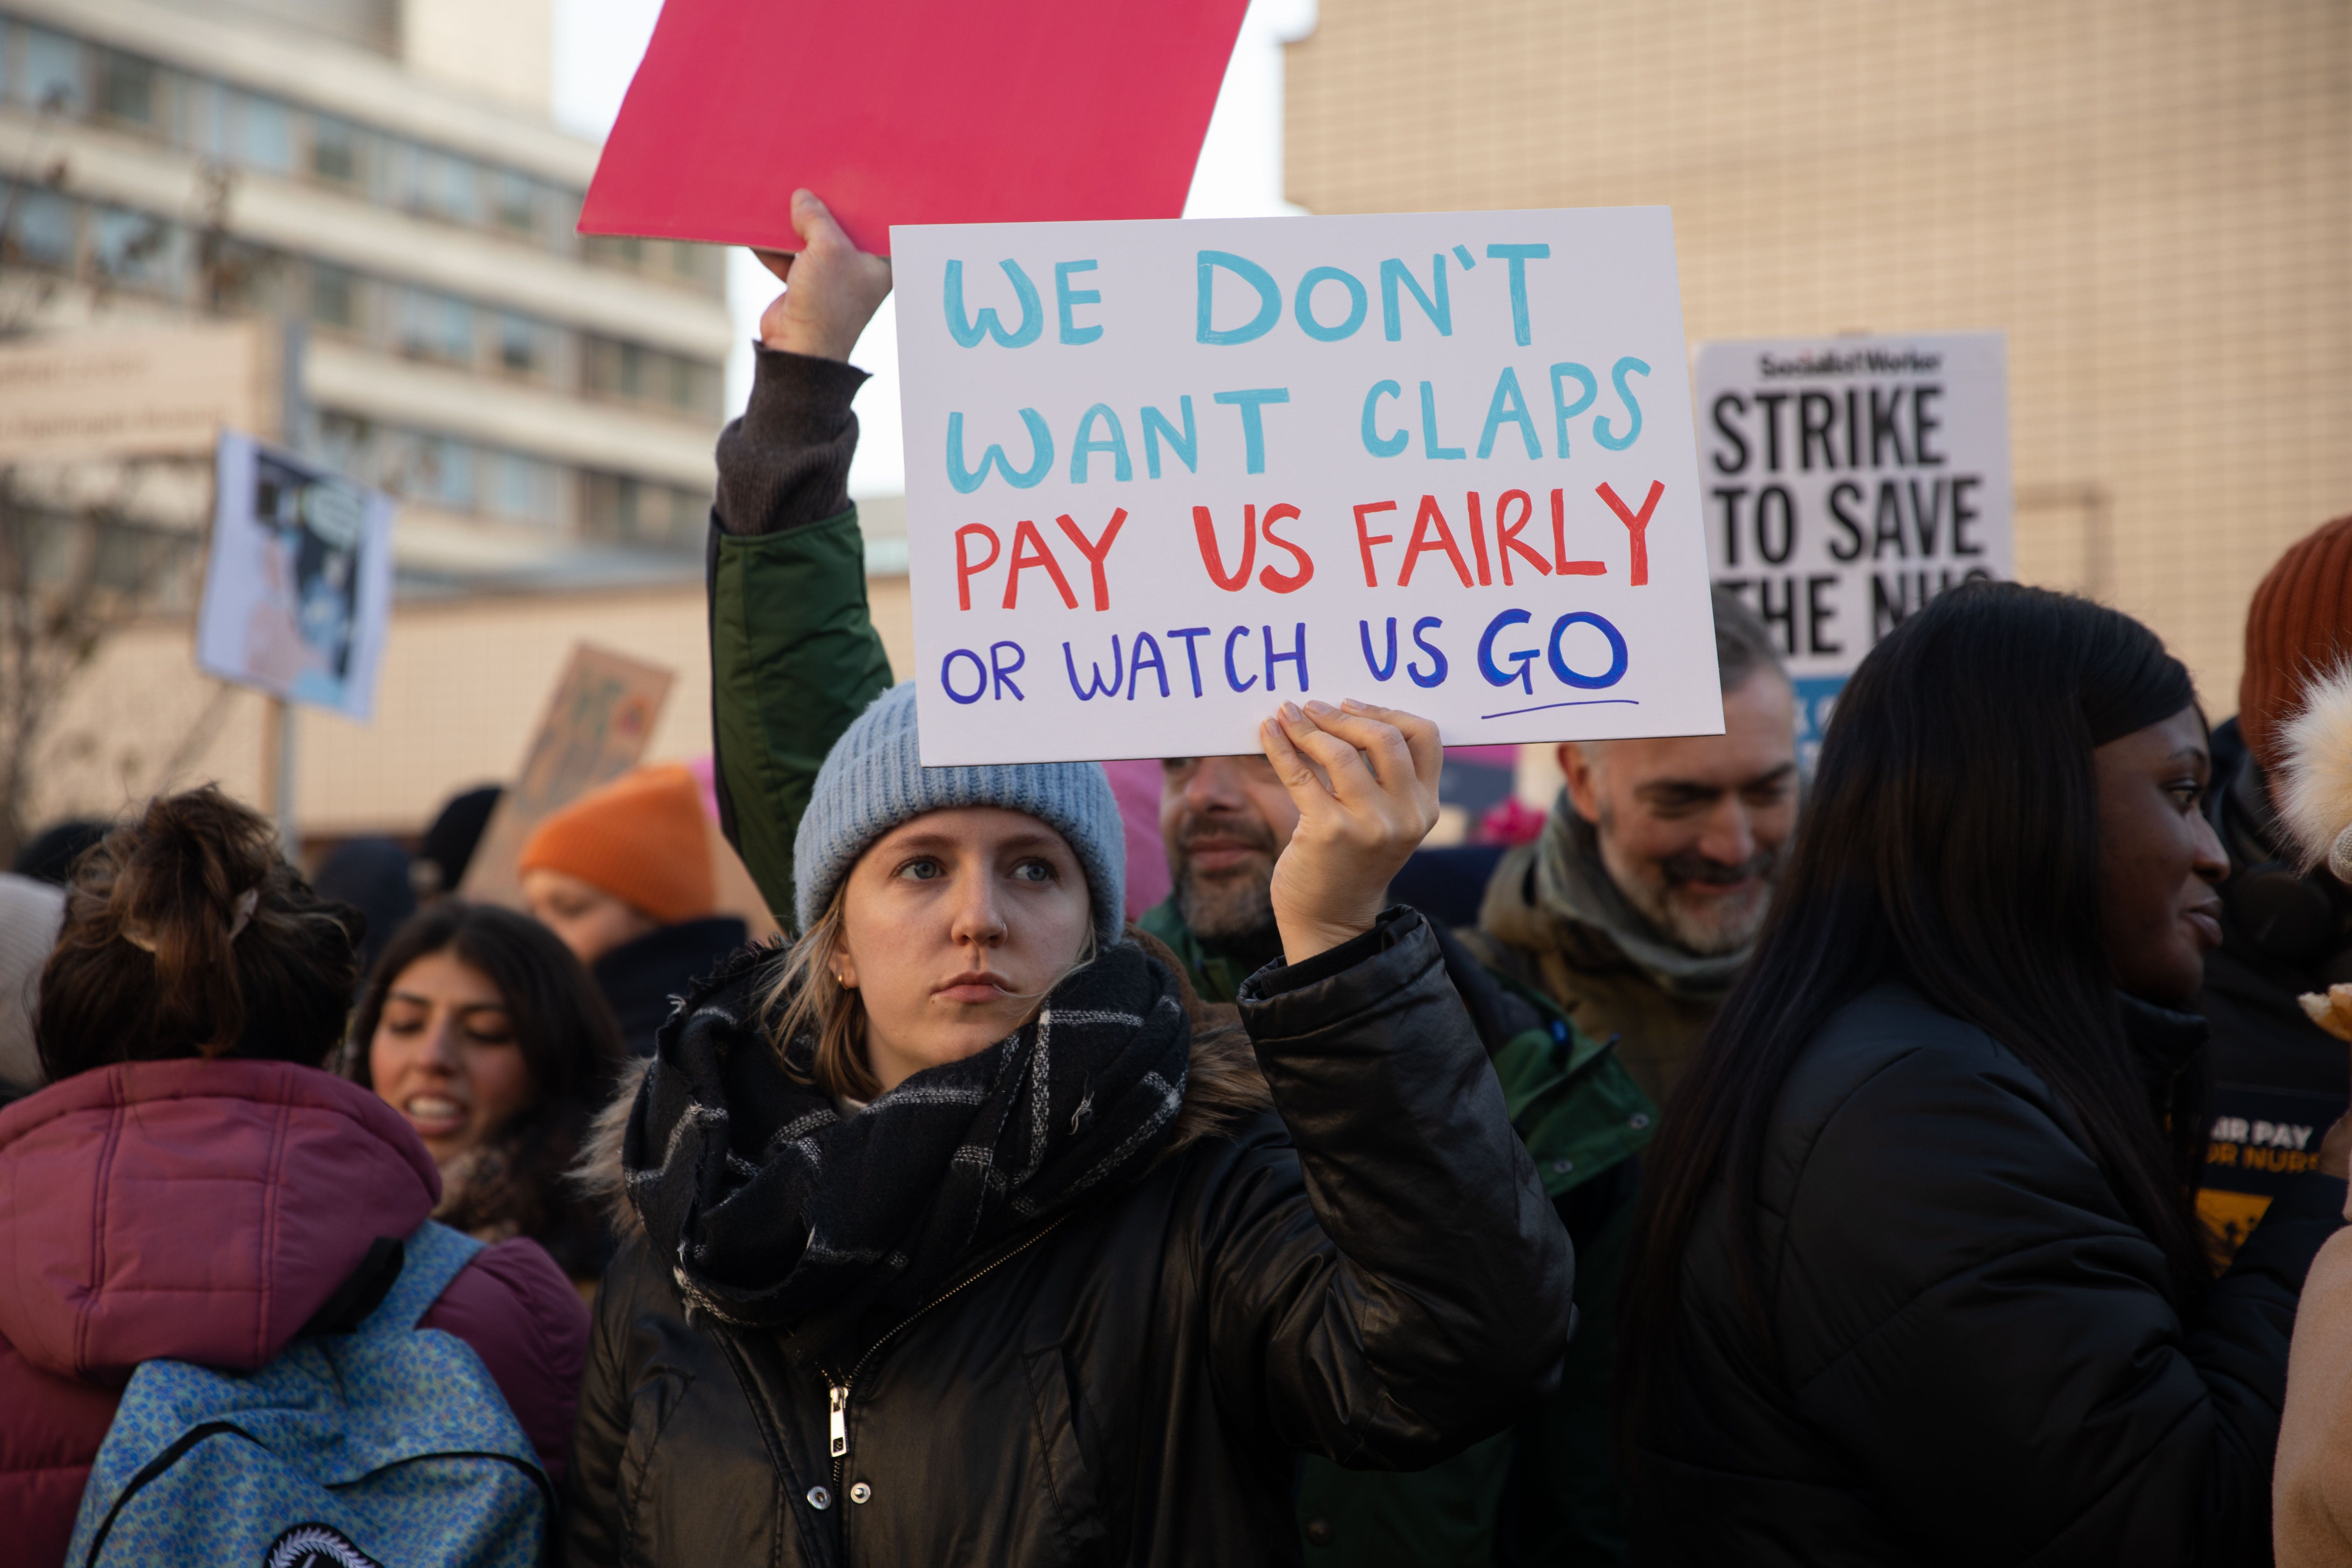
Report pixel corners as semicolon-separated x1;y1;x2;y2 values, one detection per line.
1466;586;1798;1107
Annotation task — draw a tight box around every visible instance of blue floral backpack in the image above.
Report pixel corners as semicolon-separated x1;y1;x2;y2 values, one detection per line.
65;1219;550;1568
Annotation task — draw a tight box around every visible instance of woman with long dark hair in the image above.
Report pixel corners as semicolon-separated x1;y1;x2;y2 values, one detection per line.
348;901;625;1286
1621;583;2350;1564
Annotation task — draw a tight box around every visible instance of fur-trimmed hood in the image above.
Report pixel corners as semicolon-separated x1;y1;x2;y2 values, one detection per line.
2277;662;2352;883
577;927;1270;1244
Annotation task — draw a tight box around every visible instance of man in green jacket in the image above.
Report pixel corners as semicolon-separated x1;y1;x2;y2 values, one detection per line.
706;190;1651;1567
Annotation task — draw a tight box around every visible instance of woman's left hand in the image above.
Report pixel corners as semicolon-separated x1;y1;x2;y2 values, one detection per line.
1260;698;1443;964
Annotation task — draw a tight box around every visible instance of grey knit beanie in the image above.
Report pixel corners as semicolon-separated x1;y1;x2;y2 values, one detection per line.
792;682;1127;946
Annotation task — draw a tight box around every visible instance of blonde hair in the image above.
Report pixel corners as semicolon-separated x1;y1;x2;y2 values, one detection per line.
764;880;1100;1102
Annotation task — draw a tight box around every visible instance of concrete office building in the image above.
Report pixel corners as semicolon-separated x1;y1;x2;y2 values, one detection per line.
1285;0;2352;705
0;0;876;844
0;0;732;573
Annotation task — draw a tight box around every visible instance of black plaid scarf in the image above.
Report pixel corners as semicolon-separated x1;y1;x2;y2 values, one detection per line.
622;940;1191;1333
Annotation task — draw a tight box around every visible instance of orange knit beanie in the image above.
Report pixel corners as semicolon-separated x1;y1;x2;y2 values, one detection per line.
2241;515;2352;771
517;762;715;924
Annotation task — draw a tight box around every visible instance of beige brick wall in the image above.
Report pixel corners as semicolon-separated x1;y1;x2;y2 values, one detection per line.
1287;0;2352;710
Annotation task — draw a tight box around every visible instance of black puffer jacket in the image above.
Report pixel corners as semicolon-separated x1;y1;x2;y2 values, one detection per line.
565;909;1577;1568
1633;981;2345;1567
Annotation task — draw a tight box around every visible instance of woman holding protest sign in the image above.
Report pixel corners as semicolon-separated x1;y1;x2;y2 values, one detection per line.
563;192;1576;1568
1620;583;2352;1564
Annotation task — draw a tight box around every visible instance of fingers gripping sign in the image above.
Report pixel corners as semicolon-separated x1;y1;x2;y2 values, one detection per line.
1259;698;1443;963
756;189;895;363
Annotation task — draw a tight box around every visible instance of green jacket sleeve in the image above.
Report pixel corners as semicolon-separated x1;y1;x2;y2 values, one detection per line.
709;506;895;926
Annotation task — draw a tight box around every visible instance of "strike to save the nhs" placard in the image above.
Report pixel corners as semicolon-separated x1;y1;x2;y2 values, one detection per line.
893;208;1719;764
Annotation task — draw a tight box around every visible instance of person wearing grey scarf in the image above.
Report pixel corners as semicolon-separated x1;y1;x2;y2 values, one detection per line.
1465;588;1799;1106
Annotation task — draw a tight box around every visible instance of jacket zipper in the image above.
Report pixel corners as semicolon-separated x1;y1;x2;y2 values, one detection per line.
826;1213;1070;1498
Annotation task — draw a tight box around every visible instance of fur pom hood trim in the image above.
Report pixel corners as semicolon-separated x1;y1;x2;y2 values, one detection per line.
2275;662;2352;882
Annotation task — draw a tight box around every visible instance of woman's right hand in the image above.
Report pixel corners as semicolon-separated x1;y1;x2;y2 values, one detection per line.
755;189;892;363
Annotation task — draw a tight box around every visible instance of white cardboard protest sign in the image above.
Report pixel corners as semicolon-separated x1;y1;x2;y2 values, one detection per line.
1692;332;2011;755
893;209;1719;764
196;430;394;720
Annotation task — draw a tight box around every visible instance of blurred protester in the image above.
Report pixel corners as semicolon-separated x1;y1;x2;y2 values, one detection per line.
310;835;417;979
0;873;64;1107
518;763;748;1055
345;901;625;1288
12;818;107;887
2269;661;2352;1568
0;788;587;1567
1623;584;2347;1564
2192;517;2352;1260
1464;586;1796;1107
412;782;502;900
565;191;1575;1568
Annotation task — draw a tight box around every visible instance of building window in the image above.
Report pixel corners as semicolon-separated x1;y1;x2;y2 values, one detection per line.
309;260;359;329
493;171;535;234
583;473;708;550
93;207;187;292
233;92;293;174
97;50;154;125
24;29;84;114
1;183;76;267
488;451;563;525
312;116;361;186
395;287;474;364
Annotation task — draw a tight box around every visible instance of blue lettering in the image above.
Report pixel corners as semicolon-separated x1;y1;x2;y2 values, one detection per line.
1264;623;1309;693
1362;380;1408;458
1069;404;1133;483
1055;260;1102;345
1380;255;1451;341
1127;632;1168;699
1594;357;1650;451
1167;626;1211;697
1407;617;1448;688
946;409;1054;493
1478;608;1540;694
1063;635;1125;701
1223;625;1257;693
1142;397;1197;477
941;649;987;704
1549;363;1597;459
944;259;1044;349
1478;366;1542;460
1485;244;1550;346
1294;266;1368;342
1360;617;1399;681
1197;251;1282;345
1547;611;1629;688
988;640;1026;701
1420;381;1465;460
1214;388;1290;476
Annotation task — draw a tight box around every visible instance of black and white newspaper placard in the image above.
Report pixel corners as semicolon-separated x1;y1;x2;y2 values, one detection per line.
1694;332;2010;758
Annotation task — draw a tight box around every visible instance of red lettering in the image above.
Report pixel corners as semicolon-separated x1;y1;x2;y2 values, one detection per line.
1494;490;1550;587
1596;480;1664;587
1399;494;1474;589
955;523;1002;611
1002;518;1078;610
1463;491;1492;586
1352;500;1398;587
1192;504;1258;592
1551;489;1603;577
1256;503;1314;594
1054;508;1127;611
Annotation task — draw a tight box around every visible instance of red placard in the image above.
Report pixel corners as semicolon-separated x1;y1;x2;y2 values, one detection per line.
581;0;1253;256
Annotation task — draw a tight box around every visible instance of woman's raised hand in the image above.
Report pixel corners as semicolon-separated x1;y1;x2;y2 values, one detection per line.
1260;698;1444;965
755;189;893;363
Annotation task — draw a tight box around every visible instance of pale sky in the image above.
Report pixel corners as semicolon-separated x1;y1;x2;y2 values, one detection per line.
550;0;1317;499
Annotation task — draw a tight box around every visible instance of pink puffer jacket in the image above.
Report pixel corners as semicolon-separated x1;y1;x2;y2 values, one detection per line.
0;1058;589;1568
